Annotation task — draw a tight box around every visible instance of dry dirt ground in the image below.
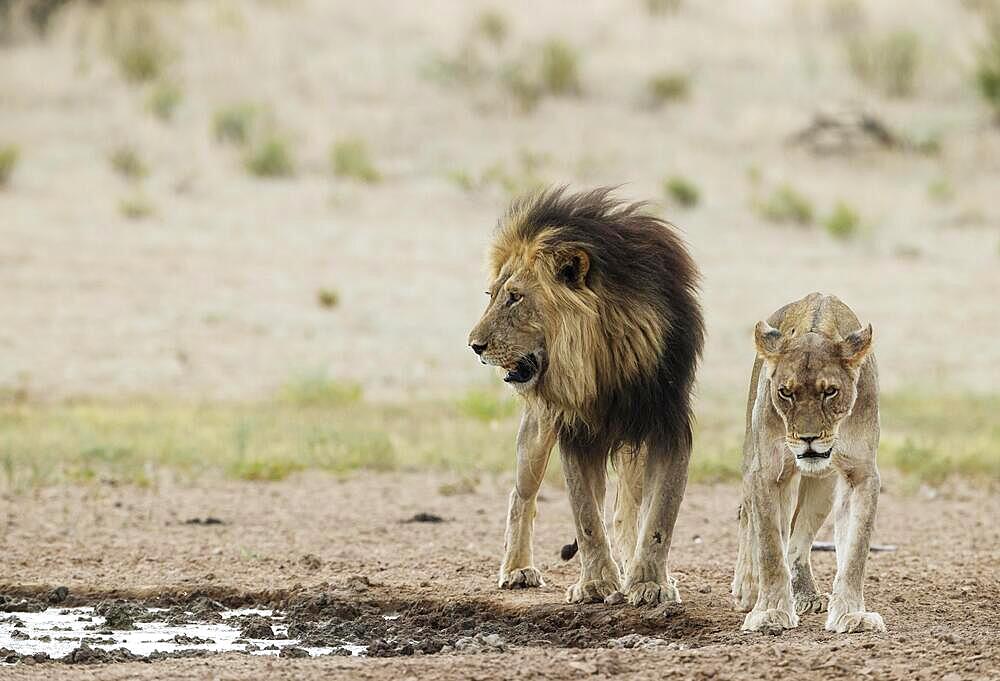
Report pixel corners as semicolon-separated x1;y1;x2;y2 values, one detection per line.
1;472;997;679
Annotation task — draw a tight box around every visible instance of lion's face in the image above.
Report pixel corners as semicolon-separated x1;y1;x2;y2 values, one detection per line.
468;237;593;397
755;321;873;474
467;271;548;393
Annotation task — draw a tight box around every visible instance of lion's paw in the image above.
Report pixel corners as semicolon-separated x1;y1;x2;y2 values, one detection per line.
624;579;681;607
795;592;829;615
826;610;885;633
499;567;544;590
741;608;799;632
566;578;620;604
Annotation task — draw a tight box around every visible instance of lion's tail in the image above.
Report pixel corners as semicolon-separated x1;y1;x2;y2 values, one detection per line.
560;539;578;560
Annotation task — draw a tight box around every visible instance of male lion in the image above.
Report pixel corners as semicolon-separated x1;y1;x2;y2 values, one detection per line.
467;187;703;606
731;292;885;633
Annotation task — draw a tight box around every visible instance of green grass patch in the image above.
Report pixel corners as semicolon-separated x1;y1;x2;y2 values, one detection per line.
476;9;508;45
647;72;690;106
110;146;148;180
317;288;340;309
927;178;954;202
147;81;183;122
975;22;1000;122
279;374;362;407
846;29;921;97
119;194;154;220
539;39;581;96
245;136;295;178
330;138;380;183
213;103;259;145
0;144;19;187
457;389;518;422
756;184;814;225
824;201;861;240
663;175;700;208
0;390;993;492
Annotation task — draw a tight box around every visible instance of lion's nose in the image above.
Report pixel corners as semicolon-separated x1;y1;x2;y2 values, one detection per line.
470;342;488;356
800;435;819;444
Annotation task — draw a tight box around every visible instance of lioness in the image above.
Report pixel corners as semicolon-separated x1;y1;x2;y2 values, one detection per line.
732;292;885;633
467;187;703;606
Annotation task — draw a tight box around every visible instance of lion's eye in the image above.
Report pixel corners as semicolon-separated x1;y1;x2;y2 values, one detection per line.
823;387;839;398
778;387;793;400
507;291;523;306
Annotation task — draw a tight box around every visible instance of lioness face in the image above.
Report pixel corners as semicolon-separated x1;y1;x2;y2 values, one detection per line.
468;270;548;393
755;322;873;474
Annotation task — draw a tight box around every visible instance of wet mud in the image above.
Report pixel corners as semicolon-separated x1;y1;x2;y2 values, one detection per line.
0;579;728;665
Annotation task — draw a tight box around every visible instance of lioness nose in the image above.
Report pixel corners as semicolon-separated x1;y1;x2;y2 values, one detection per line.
800;435;819;444
470;342;488;356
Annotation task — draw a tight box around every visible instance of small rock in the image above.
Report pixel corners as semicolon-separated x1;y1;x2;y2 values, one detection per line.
301;554;322;570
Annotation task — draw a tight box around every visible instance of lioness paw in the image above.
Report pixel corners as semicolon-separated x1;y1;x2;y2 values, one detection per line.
498;567;544;589
826;610;885;633
731;575;758;613
795;592;830;615
624;579;681;607
566;578;620;604
741;608;799;632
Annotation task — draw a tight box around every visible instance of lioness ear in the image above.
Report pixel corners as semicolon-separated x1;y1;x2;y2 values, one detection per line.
554;248;590;287
754;321;783;360
841;323;873;368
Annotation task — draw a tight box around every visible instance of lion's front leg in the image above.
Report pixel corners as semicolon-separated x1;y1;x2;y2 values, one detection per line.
825;470;886;633
499;409;556;590
742;473;799;632
619;443;688;607
560;444;621;603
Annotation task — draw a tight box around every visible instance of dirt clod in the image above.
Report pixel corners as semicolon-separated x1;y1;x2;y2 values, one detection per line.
405;512;445;523
237;615;275;640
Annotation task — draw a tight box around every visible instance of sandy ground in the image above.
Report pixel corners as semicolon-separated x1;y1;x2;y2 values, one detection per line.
1;0;999;402
0;472;998;678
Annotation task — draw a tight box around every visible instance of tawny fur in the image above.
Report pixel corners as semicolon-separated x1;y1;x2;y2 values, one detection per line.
732;292;886;634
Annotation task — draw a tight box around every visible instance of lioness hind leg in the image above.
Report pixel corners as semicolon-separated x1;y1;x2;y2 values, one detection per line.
788;475;835;615
612;446;645;575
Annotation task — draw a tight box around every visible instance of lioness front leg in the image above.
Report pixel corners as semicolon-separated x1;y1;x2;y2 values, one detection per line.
560;444;621;603
619;442;688;607
826;470;886;633
742;473;799;631
788;475;835;615
499;409;556;589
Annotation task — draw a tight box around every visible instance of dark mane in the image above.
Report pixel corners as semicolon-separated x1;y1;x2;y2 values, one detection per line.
513;186;705;457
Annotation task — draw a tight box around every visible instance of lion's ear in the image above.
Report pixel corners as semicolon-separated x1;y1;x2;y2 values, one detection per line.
754;321;783;360
841;323;873;369
554;248;590;288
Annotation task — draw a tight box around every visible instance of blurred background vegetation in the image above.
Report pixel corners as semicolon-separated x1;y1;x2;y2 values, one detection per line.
0;0;997;492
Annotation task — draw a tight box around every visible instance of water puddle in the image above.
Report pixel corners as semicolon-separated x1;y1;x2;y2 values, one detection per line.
0;607;365;661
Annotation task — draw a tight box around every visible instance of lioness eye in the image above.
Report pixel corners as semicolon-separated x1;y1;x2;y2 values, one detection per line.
778;387;793;399
507;291;522;306
824;387;839;397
